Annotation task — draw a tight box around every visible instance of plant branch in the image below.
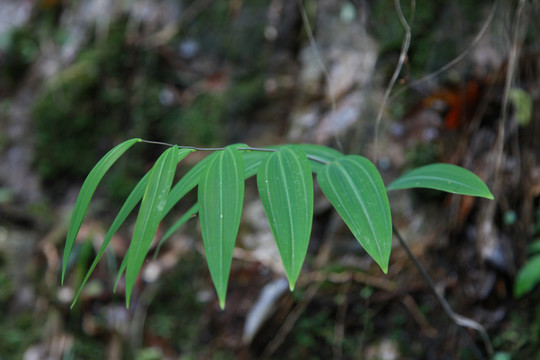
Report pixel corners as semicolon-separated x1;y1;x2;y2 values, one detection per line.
390;0;497;100
373;0;414;164
139;139;330;165
393;225;494;357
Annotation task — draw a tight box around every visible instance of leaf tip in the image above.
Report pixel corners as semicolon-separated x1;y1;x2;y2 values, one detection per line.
289;282;295;292
219;298;226;310
378;260;389;274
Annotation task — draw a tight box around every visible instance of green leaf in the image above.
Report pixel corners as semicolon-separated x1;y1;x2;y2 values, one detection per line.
242;150;272;178
257;146;313;290
294;144;343;173
387;163;494;199
508;87;532;126
514;255;540;298
71;171;149;307
199;146;245;309
528;239;540;255
163;144;248;217
154;203;199;259
151;145;259;262
317;156;392;273
125;146;181;307
71;148;194;307
62;138;141;283
264;144;342;173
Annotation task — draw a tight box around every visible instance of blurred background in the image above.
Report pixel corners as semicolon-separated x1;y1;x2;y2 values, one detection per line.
0;0;539;359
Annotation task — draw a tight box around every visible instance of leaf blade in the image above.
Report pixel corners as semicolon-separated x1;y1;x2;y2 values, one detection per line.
154;203;199;259
125;146;180;307
317;156;392;273
387;163;494;199
62;138;141;283
514;255;540;298
71;148;193;307
257;146;313;290
199;146;245;309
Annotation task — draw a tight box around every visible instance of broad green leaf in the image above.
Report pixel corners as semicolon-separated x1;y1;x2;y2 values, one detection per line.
125;146;180;307
199;146;245;309
387;163;494;199
62;138;141;283
317;156;392;273
257;146;313;290
514;255;540;298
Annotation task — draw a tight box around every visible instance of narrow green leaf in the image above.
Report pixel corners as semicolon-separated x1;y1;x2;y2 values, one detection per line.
163;144;248;217
387;163;494;199
317;156;392;273
257;146;313;290
71;171;149;307
164;153;217;215
514;255;540;298
62;138;141;283
125;146;180;307
156;149;266;252
154;203;199;259
199;146;245;309
71;148;193;307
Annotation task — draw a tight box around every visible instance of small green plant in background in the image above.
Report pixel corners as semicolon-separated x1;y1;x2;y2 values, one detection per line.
61;138;493;310
515;240;540;298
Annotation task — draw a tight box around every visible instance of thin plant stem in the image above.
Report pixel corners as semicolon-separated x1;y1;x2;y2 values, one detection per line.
390;0;497;100
139;139;330;165
393;225;494;357
373;0;414;164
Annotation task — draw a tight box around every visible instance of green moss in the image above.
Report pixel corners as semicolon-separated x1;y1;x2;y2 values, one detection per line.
0;312;42;359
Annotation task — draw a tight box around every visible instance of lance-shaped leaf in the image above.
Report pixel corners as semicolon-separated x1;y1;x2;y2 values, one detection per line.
71;171;149;307
62;138;141;283
199;146;245;309
154;203;199;259
125;146;180;307
317;156;392;273
157;148;266;254
71;148;194;307
163;144;248;217
257;146;313;290
387;163;494;199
